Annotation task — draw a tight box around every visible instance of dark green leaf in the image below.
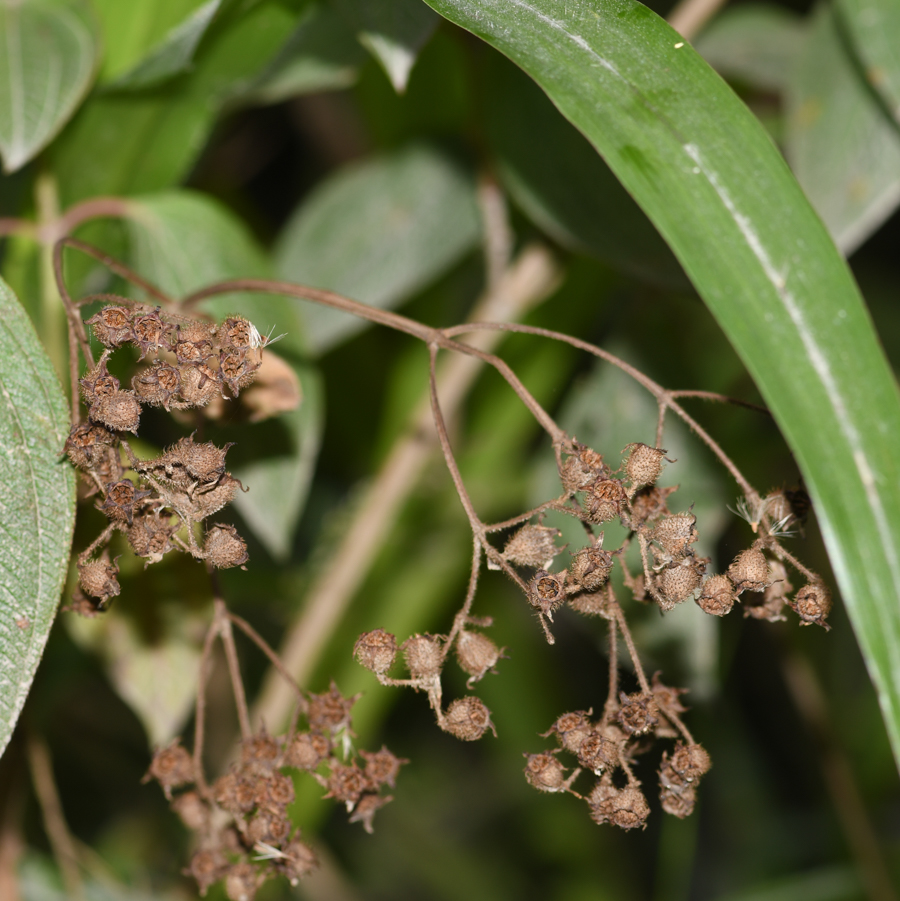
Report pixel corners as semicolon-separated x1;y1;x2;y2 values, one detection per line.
0;0;98;173
275;143;480;354
484;55;686;287
425;0;900;765
786;2;900;254
335;0;438;92
0;277;76;759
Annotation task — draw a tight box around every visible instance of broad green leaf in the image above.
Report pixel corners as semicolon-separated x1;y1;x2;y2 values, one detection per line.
425;0;900;767
786;2;900;254
231;361;324;560
125;190;305;356
108;0;223;90
0;0;98;173
484;55;687;287
239;2;366;103
0;277;76;759
335;0;438;92
276;143;480;354
837;0;900;124
694;4;805;92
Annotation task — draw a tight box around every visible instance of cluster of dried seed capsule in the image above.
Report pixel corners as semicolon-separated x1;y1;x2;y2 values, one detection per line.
65;303;265;610
354;433;827;831
145;683;405;900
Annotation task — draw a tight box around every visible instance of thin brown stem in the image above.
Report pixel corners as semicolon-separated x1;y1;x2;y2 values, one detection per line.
605;608;619;716
443;540;484;661
612;600;650;695
666;390;770;415
76;523;116;565
192;617;219;798
215;597;252;740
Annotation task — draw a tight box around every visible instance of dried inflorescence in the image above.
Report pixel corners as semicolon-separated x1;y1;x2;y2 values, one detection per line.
65;304;268;610
146;684;406;900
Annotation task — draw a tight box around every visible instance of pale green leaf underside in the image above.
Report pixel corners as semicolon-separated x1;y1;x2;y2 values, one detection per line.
426;0;900;765
276;143;481;355
0;278;76;759
0;0;97;173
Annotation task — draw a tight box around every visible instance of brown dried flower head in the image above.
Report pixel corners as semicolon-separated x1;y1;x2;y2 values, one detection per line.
528;569;567;618
144;739;195;799
542;710;594;755
442;696;495;741
623;443;668;491
455;630;502;686
583;478;627;524
728;546;770;593
503;523;561;567
203;523;249;569
560;442;607;493
652;512;698;558
791;581;832;629
354;629;398;675
570;538;614;593
284;731;330;771
77;556;120;604
696;573;736;617
524;752;574;793
654;556;706;610
617;692;660;736
588;777;650;830
90;389;142;433
402;633;443;680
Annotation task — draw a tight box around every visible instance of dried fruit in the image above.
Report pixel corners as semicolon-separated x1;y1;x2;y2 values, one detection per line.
584;478;627;523
90;390;142;433
728;547;770;593
528;569;567;617
503;523;561;567
696;573;736;617
455;630;502;686
790;581;832;629
570;539;614;592
623;443;667;490
78;556;120;604
402;633;443;679
442;696;494;741
652;512;698;558
354;629;397;675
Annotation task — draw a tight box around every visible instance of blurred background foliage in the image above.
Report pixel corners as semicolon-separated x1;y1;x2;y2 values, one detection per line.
1;0;899;899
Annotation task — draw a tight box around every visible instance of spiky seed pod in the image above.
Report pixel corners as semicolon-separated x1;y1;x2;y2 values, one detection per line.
126;516;173;564
588;778;650;830
79;355;119;404
193;475;245;519
630;484;678;525
617;692;660;736
652;512;698;557
503;523;561;567
728;546;770;593
307;681;358;733
89;390;142;433
524;752;572;792
576;728;621;773
696;573;736;617
791;581;832;629
85;305;133;347
568;589;616;618
583;478;627;524
278;836;318;884
224;862;262;901
442;696;495;741
100;479;151;525
354;629;398;674
64;422;117;470
222;316;254;349
144;739;195;799
360;746;407;790
349;793;393;834
541;711;594;755
744;559;792;622
78;556;120;604
132;361;181;408
660;784;697;818
173;321;214;366
402;633;443;679
203;523;248;569
171;318;215;347
171;791;208;831
455;630;502;685
650;673;689;719
654;556;706;611
528;569;567;617
325;763;368;805
173;435;233;483
220;345;261;396
132;308;165;358
570;540;614;592
241;730;280;768
763;489;794;528
560;443;608;493
668;742;711;781
177;365;220;407
623;443;667;490
247;809;291;846
264;771;296;809
284;731;330;770
187;849;228;896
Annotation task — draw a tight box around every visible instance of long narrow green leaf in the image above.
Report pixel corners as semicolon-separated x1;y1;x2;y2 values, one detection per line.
0;278;76;759
426;0;900;764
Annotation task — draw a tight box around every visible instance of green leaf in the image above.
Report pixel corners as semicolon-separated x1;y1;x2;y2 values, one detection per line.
0;277;76;759
335;0;438;92
125;190;306;356
239;2;366;103
484;55;686;287
231;361;324;560
0;0;98;173
836;0;900;124
424;0;900;766
785;2;900;254
694;3;804;93
275;143;480;354
107;0;223;90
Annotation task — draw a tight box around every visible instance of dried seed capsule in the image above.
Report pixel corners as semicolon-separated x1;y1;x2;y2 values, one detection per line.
402;633;443;679
64;422;117;470
524;752;572;793
541;710;594;754
348;793;393;834
247;809;291;846
652;512;698;557
654;555;706;610
177;364;220;407
224;862;262;901
668;741;711;781
132;308;165;358
171;791;208;831
570;539;614;592
221;345;261;396
583;478;627;523
455;630;502;686
77;556;120;604
193;474;245;519
79;355;119;404
132;361;181;409
278;836;318;883
630;484;678;525
442;696;495;741
617;692;660;736
790;581;832;629
85;305;133;347
728;547;770;593
284;731;330;770
324;762;367;805
172;435;233;483
307;681;358;733
744;559;791;622
588;778;650;830
696;573;736;617
560;443;608;493
89;390;142;433
100;479;151;526
528;569;567;618
360;746;407;789
650;673;689;719
144;739;195;799
660;784;697;818
126;516;174;564
203;523;248;569
222;316;254;349
241;729;280;768
623;443;667;490
354;629;397;674
503;523;561;567
576;728;621;773
187;849;227;896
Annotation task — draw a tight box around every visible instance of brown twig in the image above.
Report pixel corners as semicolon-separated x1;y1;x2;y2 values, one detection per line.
667;0;730;40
